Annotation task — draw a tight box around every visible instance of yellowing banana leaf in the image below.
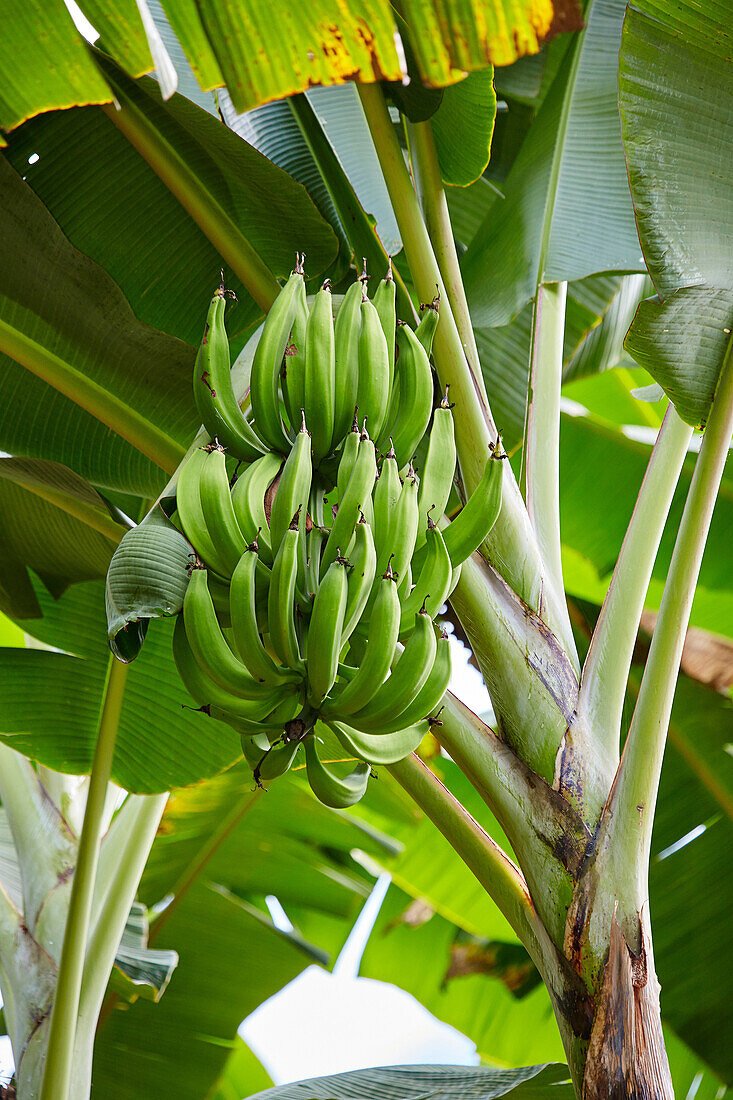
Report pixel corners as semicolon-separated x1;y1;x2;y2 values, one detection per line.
620;1;733;426
0;0;110;135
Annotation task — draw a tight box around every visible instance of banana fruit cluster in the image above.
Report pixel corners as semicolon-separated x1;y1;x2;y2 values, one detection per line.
173;260;504;808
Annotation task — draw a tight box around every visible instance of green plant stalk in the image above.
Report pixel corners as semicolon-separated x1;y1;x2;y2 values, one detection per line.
357;81;577;661
101;98;280;314
579;339;733;983
40;656;128;1100
74;793;169;1096
437;693;590;948
449;554;575;784
388;753;590;1083
288;94;414;320
408;120;482;379
574;406;692;774
525;282;568;616
0;319;184;476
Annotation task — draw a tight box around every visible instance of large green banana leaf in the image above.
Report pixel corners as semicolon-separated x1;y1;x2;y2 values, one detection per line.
462;0;645;329
620;0;733;427
0;579;240;790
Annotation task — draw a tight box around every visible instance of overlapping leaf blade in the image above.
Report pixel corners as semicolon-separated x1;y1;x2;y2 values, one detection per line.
620;1;733;425
463;0;644;329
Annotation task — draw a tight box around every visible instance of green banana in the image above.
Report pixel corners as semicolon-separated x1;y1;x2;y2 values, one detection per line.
306;524;327;596
385;321;434;468
341;516;376;643
382;628;451;733
348;610;438;733
321;431;377;576
250;260;305;452
268;414;312;560
356;288;391;441
268;520;305;672
328;719;428;766
175;447;230;578
304;280;335;465
254;737;302;783
371;441;401;567
303;731;370;808
199;444;248;576
332;274;364;448
230;451;282;565
193;287;265;462
282;284;308;435
399;520;453;635
443;443;505;567
241;731;273;769
323;565;399;716
230;546;301;685
372;258;396;395
307;555;349;704
415;388;456;550
415;295;440;357
207;694;300;737
336;413;360;500
183;567;291;699
173;613;295;718
389;465;420;584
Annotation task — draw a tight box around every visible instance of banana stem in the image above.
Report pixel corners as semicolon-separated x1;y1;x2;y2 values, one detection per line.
357;83;577;661
387;754;539;952
356;83;495;483
0;319;184;476
575;406;692;771
589;339;733;961
40;656;128;1100
75;792;168;1091
387;752;591;1078
407;120;482;380
101;98;281;314
525;282;568;617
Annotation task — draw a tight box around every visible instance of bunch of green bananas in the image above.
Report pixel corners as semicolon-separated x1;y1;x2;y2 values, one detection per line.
173;261;505;808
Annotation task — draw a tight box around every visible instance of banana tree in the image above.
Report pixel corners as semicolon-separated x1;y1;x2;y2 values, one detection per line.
0;1;731;1098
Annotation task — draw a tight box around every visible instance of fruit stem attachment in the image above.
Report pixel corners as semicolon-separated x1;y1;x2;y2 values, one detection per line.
40;655;128;1100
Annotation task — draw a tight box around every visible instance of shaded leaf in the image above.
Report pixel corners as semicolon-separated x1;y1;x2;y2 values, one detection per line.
208;1037;273;1100
0;457;123;617
246;1063;574;1099
0;152;192;492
